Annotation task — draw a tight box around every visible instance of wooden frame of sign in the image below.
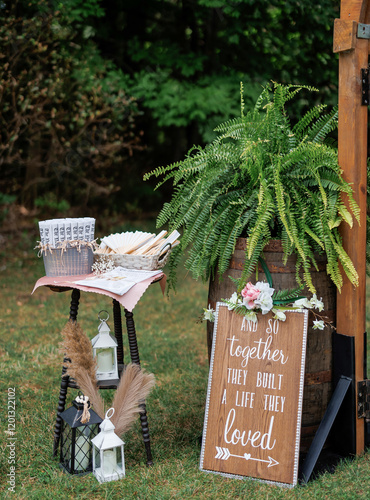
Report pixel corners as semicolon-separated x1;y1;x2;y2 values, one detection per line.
200;303;308;487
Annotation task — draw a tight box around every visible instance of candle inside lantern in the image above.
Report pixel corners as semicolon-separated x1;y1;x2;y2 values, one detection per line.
97;350;113;372
103;449;117;475
74;436;90;470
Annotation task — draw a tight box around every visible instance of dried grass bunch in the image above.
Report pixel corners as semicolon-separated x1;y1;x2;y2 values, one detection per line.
60;320;98;382
60;320;155;435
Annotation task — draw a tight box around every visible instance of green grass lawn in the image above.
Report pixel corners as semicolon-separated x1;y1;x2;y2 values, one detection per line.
0;228;369;499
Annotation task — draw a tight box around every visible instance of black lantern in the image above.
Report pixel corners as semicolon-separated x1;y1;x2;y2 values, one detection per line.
59;394;103;475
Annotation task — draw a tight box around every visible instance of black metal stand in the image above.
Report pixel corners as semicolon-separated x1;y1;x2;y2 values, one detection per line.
331;332;357;455
299;375;352;483
299;331;362;483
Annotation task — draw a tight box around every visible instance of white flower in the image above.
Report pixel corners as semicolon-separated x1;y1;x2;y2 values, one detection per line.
312;319;325;330
244;310;258;324
272;309;286;321
255;291;274;314
294;297;313;309
243;297;257;310
310;294;324;312
227;292;241;310
203;305;215;322
255;281;275;296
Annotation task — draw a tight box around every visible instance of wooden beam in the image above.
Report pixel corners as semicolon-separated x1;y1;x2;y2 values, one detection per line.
340;0;368;22
333;20;357;53
336;0;368;454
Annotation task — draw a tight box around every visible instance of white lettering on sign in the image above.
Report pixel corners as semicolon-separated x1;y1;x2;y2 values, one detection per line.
266;318;280;335
263;394;286;413
221;389;227;404
241;318;258;332
256;372;283;390
227;368;248;385
235;391;255;408
227;335;289;368
224;408;276;450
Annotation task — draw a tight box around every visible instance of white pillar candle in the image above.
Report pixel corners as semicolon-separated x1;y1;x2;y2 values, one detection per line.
74;436;90;470
103;449;117;475
97;350;113;372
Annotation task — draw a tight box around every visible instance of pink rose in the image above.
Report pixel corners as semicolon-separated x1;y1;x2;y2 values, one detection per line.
241;282;260;309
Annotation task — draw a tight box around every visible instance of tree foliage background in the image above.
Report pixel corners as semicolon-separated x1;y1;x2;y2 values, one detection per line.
0;0;339;226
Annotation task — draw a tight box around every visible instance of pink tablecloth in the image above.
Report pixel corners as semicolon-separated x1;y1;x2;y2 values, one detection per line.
32;273;166;312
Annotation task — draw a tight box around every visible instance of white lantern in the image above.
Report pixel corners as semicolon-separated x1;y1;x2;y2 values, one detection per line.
91;310;118;382
91;408;125;483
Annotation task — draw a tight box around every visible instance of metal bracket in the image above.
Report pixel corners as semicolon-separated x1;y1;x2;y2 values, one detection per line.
358;23;370;39
361;67;370;105
357;379;370;418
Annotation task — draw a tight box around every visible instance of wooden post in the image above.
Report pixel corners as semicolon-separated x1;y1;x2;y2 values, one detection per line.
334;0;368;454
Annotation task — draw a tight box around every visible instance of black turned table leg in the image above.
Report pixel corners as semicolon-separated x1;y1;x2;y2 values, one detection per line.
53;289;80;457
69;289;80;322
124;308;154;466
113;299;124;366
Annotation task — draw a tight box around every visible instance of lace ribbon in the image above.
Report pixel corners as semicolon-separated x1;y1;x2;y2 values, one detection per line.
35;239;98;257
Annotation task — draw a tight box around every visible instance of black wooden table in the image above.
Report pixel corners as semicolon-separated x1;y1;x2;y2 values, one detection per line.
50;283;159;466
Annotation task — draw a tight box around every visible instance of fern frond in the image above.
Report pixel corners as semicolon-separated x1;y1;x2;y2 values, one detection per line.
292;104;327;137
145;81;359;294
272;286;304;304
307;108;338;144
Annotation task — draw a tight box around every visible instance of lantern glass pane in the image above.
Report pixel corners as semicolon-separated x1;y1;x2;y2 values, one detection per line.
96;348;115;373
116;447;123;470
60;422;100;474
94;446;101;470
74;427;91;472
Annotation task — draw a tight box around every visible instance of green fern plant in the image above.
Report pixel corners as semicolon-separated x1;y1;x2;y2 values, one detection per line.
145;82;360;293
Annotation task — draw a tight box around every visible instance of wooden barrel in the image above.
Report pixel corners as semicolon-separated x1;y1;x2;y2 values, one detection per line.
206;238;335;452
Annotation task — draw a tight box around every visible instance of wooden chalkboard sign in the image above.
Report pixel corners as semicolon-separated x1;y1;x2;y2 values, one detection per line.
200;303;308;487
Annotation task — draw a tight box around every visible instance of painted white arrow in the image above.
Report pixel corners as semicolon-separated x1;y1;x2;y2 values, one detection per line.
214;447;279;468
243;453;279;468
215;446;230;460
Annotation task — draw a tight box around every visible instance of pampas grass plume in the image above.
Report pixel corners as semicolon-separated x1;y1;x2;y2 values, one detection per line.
111;363;156;436
59;320;156;435
60;320;97;384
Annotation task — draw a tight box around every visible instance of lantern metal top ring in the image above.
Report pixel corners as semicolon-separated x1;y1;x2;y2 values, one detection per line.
98;310;110;322
105;407;115;420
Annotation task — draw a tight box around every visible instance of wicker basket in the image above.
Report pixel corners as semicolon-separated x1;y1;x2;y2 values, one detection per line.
43;246;94;277
93;244;171;271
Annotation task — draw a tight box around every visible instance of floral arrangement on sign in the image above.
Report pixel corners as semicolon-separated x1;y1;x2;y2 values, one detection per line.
203;273;331;331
